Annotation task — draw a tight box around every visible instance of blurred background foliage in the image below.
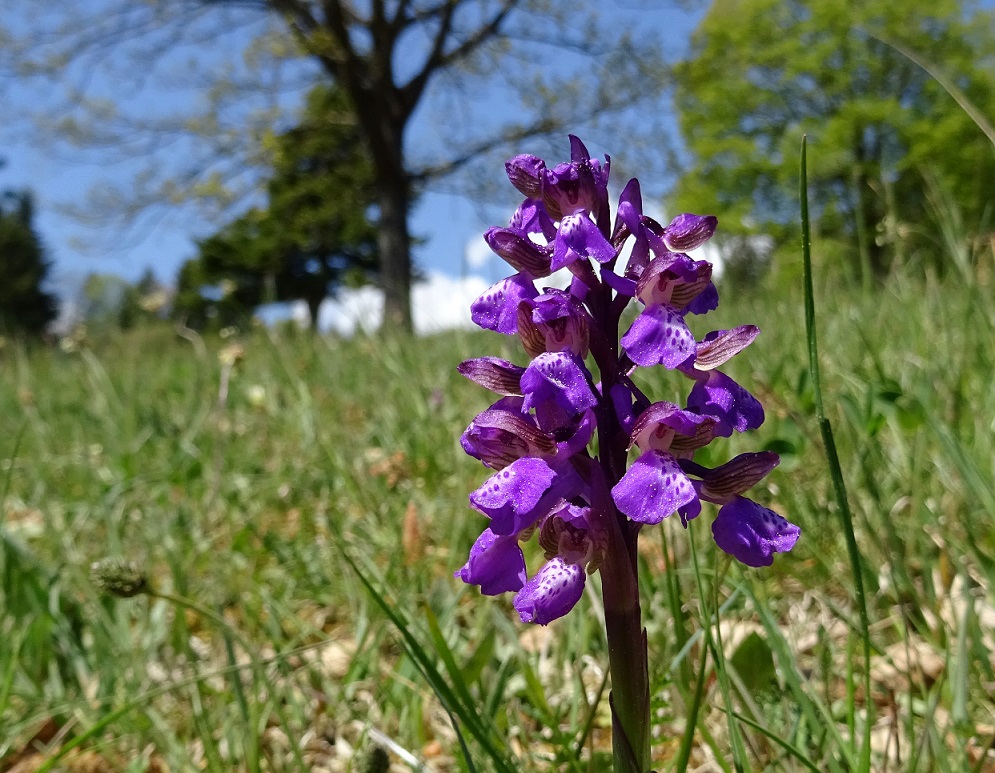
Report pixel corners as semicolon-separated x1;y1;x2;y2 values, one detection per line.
670;0;995;291
2;0;994;333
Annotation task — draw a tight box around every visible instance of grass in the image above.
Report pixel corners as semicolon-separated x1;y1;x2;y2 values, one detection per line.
1;257;994;771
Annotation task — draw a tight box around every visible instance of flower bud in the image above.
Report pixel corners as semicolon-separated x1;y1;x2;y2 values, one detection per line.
505;154;546;198
484;227;552;277
663;213;718;251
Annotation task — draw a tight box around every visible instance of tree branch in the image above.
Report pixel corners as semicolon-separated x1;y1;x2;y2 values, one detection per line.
399;0;520;116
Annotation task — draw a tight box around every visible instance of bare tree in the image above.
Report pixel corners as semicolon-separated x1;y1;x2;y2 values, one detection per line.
2;1;669;331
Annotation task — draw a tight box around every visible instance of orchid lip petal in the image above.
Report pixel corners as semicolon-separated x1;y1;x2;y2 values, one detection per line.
711;497;799;567
620;304;696;369
455;528;527;595
470;273;539;335
513;557;586;625
469;456;557;535
611;449;697;525
686;370;765;436
520;351;598;434
552;213;616;271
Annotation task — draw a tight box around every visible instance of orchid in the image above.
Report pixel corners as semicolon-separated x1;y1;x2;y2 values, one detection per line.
456;136;798;772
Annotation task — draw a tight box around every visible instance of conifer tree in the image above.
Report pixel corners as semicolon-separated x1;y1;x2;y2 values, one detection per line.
0;189;58;336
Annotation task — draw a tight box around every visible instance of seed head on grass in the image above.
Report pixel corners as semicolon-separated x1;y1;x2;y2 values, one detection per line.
90;557;150;598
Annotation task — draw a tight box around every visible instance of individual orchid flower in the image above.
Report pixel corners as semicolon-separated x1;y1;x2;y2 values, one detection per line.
515;503;606;624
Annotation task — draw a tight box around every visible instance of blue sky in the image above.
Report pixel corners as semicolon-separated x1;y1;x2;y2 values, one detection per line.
0;2;700;301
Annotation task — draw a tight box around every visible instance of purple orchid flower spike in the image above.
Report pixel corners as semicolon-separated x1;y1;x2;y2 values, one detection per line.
458;136;796;773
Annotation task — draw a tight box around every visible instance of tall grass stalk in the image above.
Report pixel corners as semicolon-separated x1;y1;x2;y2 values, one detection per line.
800;136;873;770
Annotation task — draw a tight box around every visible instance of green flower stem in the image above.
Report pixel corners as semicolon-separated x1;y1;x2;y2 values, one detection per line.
592;463;650;773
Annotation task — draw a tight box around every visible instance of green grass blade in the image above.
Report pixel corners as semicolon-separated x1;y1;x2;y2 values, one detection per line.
219;620;259;773
336;544;515;773
689;539;746;772
423;603;481;721
860;29;995;148
0;628;25;719
672;636;709;773
0;420;27;524
732;712;822;773
800;135;873;771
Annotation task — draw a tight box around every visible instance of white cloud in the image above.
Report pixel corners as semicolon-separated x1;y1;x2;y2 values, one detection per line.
464;236;492;269
315;272;490;336
317;286;384;336
413;272;489;334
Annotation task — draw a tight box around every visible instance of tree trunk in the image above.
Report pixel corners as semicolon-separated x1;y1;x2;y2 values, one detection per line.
376;164;413;333
305;292;323;329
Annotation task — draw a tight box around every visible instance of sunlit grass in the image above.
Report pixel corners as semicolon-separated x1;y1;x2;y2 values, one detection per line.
1;259;994;770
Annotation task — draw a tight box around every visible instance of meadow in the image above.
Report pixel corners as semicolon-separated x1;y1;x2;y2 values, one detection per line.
1;258;993;772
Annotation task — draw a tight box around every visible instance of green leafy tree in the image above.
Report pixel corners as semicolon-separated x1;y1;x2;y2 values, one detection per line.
175;85;379;328
173;256;243;330
117;268;167;329
79;272;131;325
670;0;995;285
0;189;58;336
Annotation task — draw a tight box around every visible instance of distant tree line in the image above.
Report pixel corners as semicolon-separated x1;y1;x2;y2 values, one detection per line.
0;174;58;337
2;1;665;333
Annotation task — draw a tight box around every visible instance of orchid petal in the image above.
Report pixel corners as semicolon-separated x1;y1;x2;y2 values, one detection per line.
664;214;718;251
611;449;697;525
621;304;696;369
469;456;557;535
470;273;538;335
514;557;586;625
551;213;616;271
455;529;527;595
711;497;800;567
687;370;765;436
